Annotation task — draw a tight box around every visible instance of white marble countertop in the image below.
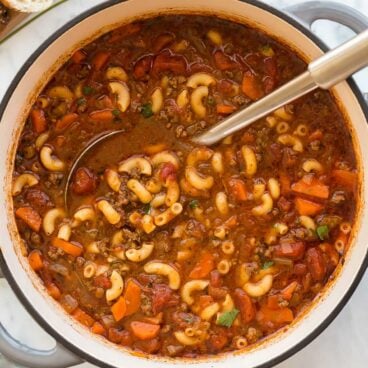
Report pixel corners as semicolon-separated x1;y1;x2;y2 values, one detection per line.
1;0;368;367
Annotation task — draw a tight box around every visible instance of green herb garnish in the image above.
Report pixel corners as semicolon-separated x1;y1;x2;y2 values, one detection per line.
217;309;239;328
143;204;151;214
207;96;215;106
141;103;153;118
260;45;275;57
262;260;274;269
82;85;94;96
189;200;199;209
112;109;121;117
77;97;86;106
316;225;329;240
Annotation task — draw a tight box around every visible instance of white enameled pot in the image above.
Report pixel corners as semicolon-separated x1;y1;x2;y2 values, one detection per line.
0;1;368;367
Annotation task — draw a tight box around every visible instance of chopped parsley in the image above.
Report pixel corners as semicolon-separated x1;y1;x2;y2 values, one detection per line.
316;225;329;240
262;260;274;269
141;103;153;118
142;203;151;214
82;85;94;95
207;96;215;106
189;199;199;209
217;309;239;328
260;45;275;57
112;109;121;117
76;97;86;106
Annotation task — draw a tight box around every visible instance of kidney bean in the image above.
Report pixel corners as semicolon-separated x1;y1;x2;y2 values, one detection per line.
234;288;256;323
133;54;153;79
306;248;327;281
71;167;97;195
152;50;188;76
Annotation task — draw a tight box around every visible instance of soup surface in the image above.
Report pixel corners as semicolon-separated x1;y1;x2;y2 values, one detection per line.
12;16;358;357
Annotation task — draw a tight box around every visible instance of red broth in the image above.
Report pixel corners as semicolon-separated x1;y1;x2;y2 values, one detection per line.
12;15;357;356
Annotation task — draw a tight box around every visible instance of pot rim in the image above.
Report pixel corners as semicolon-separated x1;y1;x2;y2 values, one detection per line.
1;1;368;367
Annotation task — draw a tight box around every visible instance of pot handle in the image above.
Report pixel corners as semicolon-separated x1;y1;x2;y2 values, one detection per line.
0;268;82;367
284;0;368;33
0;323;82;368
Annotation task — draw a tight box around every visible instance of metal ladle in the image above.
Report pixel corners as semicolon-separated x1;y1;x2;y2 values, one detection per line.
64;29;368;205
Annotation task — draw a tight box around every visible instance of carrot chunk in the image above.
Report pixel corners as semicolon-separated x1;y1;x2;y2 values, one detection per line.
257;305;294;324
91;321;106;336
111;297;127;322
216;104;236;115
331;169;357;191
241;70;264;101
295;197;323;216
226;177;248;201
15;207;42;232
30;109;47;134
189;251;215;279
46;282;61;300
71;49;87;64
72;308;95;327
55;113;79;131
28;249;43;271
292;177;329;199
51;238;83;257
130;321;160;340
92;51;110;71
124;279;141;316
89;109;114;122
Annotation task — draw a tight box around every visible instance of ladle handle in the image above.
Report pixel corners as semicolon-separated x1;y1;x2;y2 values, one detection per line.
309;29;368;89
194;29;368;146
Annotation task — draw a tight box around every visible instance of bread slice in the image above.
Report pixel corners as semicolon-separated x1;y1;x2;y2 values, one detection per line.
1;0;53;13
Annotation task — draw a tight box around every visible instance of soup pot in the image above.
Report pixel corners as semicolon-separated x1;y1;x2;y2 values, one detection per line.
0;1;368;367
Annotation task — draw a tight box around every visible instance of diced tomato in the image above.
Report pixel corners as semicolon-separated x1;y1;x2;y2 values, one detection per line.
159;162;177;182
273;242;305;260
94;275;112;289
208;330;229;352
151;283;179;314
